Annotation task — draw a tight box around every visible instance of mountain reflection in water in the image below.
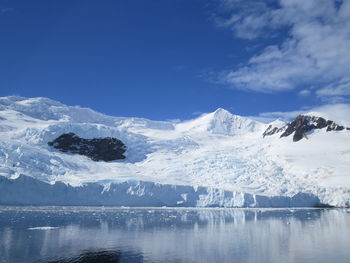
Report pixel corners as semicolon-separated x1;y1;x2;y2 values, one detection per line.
41;250;143;263
0;207;349;263
43;250;121;263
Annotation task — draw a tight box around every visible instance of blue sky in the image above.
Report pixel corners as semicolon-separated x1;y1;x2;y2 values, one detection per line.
0;0;349;121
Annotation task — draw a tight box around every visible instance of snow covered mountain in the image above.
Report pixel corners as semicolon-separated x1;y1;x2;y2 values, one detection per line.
0;96;349;207
176;108;264;135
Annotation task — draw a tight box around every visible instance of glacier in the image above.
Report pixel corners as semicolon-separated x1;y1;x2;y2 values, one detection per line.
0;175;323;207
0;96;349;207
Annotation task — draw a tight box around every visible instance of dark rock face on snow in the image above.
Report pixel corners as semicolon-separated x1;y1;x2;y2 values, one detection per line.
281;115;347;142
48;133;126;161
263;125;286;138
263;115;349;142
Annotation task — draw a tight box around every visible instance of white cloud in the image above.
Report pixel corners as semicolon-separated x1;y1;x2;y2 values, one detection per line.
217;0;350;101
191;111;205;116
247;115;286;123
217;1;272;39
298;89;311;97
257;103;350;125
257;109;305;122
310;103;350;126
316;78;350;102
166;118;182;124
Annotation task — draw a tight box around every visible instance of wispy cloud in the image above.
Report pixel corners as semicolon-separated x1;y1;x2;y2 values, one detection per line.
316;78;350;103
257;109;305;122
191;111;205;116
298;89;311;97
215;0;273;40
311;103;350;125
215;0;350;102
257;103;350;125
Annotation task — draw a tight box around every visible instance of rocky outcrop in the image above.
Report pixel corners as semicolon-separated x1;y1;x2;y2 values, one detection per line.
263;125;286;138
48;133;126;161
263;115;349;142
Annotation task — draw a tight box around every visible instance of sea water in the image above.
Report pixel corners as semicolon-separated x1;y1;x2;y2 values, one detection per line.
0;207;349;263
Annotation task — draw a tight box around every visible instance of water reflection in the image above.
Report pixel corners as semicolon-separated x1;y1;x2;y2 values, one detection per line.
0;207;349;263
42;250;123;263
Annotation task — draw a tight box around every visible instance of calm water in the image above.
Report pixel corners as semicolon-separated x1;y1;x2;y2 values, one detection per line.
0;207;349;263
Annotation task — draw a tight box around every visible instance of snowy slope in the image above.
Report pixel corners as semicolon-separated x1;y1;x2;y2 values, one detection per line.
0;96;349;207
176;108;264;135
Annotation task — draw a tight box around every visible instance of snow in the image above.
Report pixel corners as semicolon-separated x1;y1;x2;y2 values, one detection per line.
176;108;264;135
0;96;349;207
0;175;323;207
267;119;287;129
305;111;350;127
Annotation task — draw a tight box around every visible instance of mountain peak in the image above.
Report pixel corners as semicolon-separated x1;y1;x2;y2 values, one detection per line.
0;96;64;107
263;114;350;141
211;108;236;120
176;108;263;135
213;107;231;115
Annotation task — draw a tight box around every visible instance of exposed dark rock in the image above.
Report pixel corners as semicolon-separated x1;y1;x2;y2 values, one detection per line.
48;133;126;161
281;115;347;141
263;115;349;142
263;125;286;138
326;122;345;131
